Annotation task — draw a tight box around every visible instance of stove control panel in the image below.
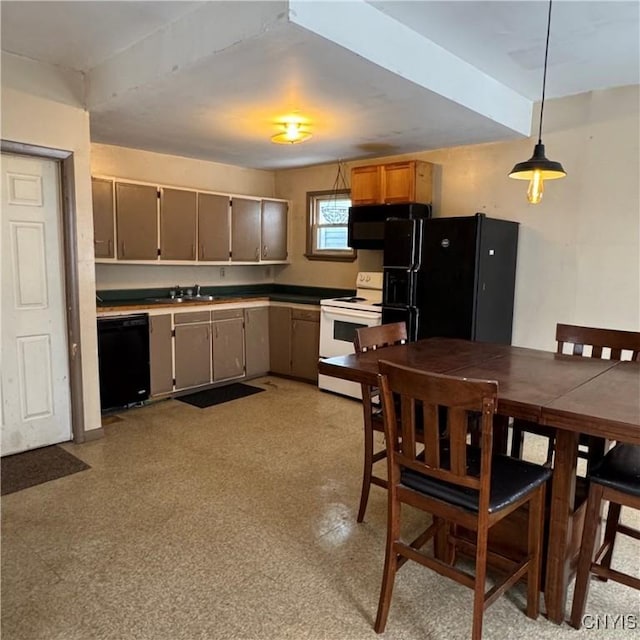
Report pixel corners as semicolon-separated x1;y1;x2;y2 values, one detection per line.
356;271;383;291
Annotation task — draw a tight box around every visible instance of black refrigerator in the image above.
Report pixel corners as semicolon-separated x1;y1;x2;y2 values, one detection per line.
382;213;519;344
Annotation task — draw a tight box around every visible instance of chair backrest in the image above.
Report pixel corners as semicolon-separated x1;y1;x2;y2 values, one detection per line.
354;322;407;354
556;324;640;361
378;360;498;508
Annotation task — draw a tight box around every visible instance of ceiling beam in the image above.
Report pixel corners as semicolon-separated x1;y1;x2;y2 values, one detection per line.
289;0;532;136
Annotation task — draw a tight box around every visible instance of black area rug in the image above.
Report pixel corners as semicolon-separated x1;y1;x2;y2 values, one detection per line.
1;445;90;496
176;383;264;408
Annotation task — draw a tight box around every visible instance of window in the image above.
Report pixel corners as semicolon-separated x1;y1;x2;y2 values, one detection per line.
305;190;356;261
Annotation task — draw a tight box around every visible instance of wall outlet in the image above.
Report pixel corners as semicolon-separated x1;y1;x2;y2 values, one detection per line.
220;267;225;278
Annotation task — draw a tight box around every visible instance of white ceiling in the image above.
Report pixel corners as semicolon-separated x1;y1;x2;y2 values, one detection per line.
2;1;638;170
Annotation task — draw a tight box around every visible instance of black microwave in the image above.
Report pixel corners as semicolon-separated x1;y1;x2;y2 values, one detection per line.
347;203;431;250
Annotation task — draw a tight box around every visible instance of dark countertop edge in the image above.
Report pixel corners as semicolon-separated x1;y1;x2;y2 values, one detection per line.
96;293;342;312
96;284;355;309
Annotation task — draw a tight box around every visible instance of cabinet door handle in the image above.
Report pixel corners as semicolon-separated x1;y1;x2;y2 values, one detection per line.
192;244;196;260
255;247;260;260
263;245;269;258
108;239;113;256
120;240;126;257
200;244;204;260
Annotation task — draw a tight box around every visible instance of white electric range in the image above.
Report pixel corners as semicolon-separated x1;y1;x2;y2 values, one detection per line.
318;271;383;399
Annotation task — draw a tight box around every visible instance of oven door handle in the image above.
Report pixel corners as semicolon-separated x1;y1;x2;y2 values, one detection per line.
321;307;381;321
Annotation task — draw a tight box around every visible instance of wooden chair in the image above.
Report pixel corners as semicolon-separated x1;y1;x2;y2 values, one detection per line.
510;324;640;465
570;444;640;628
374;361;550;640
353;322;407;522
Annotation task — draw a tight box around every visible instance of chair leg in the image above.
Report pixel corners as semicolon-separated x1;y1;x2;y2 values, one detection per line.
570;483;605;629
472;524;489;640
357;422;374;523
374;491;400;633
526;485;545;619
599;501;622;578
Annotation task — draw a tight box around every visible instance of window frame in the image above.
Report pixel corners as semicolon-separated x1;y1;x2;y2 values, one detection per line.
305;189;356;262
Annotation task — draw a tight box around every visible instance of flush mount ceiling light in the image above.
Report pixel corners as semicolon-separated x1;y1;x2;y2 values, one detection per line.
509;0;566;204
271;121;312;145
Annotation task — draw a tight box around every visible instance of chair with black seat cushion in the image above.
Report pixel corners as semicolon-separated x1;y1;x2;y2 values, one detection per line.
570;444;640;629
374;361;551;640
510;324;640;466
353;322;407;522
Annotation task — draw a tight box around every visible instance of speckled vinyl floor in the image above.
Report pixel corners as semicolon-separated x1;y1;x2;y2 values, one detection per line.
2;377;638;639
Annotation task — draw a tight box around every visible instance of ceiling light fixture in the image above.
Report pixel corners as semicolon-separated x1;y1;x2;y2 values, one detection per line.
271;121;312;145
509;0;566;204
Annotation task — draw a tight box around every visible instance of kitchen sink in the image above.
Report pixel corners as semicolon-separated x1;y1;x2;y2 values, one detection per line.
146;295;217;304
183;295;216;301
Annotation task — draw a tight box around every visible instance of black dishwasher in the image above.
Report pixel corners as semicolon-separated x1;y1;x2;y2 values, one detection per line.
97;315;150;411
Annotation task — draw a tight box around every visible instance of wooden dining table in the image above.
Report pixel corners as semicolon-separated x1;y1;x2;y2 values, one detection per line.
318;337;640;624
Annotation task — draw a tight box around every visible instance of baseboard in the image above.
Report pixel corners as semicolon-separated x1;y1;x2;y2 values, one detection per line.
82;427;104;442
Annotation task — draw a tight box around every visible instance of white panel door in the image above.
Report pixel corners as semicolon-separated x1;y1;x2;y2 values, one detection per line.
1;153;72;455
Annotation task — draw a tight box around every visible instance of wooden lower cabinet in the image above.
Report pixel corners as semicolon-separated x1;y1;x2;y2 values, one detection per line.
212;310;245;381
134;303;318;401
149;314;173;396
291;309;320;381
269;306;319;382
245;307;270;377
174;323;211;389
269;306;292;376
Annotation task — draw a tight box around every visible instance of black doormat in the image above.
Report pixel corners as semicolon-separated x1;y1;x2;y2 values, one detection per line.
1;445;90;496
176;383;264;408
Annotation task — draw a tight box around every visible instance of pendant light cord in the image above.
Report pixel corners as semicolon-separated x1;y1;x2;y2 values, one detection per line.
538;0;553;144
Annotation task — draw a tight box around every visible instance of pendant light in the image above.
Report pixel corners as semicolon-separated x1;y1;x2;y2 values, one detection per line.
509;0;566;204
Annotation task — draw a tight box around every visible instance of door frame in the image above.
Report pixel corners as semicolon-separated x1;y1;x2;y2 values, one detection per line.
2;139;86;444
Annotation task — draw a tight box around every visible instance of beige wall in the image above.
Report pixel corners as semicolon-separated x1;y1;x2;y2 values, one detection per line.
91;143;275;195
275;85;640;351
1;53;102;433
91;143;279;289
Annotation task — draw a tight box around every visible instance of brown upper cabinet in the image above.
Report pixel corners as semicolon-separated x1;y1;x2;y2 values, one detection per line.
261;199;288;261
231;198;261;262
350;165;381;205
91;177;115;259
351;160;433;205
160;188;197;261
198;193;230;261
93;176;288;264
115;182;158;260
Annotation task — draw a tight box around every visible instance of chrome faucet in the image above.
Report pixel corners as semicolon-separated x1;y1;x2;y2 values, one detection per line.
195;284;201;297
